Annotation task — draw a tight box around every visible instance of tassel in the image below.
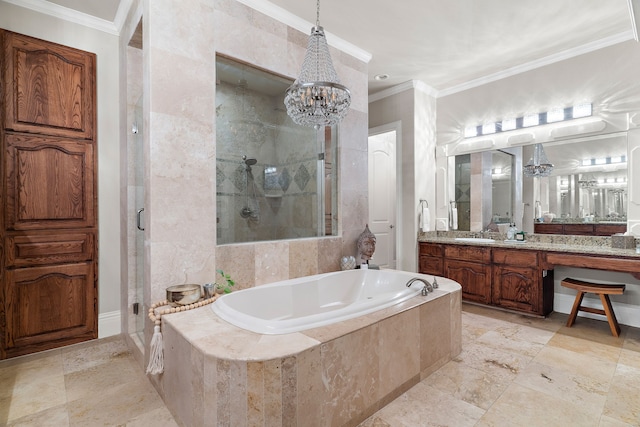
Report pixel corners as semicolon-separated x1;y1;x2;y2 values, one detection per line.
146;324;164;375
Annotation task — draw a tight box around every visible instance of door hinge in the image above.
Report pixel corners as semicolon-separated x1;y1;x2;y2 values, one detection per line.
318;153;325;161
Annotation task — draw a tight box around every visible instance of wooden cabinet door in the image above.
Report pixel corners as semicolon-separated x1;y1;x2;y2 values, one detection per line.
2;31;95;140
491;265;540;314
444;259;491;304
4;133;95;231
418;243;443;275
3;262;96;358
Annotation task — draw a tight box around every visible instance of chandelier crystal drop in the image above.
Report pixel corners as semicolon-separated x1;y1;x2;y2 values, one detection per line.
284;0;351;129
523;143;554;178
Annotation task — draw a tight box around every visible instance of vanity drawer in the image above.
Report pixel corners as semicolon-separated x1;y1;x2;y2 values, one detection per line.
6;231;95;267
445;245;490;263
493;248;538;267
419;242;443;257
534;223;564;234
564;224;594;235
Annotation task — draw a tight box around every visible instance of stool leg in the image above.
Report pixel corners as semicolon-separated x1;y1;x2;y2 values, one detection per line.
567;291;585;327
599;294;621;337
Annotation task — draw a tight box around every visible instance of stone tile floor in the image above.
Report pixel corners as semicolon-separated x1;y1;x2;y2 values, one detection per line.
1;304;639;426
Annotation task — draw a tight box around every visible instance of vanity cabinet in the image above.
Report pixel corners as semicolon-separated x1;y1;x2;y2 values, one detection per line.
418;243;443;276
443;245;491;305
418;242;553;316
534;222;626;236
491;249;553;315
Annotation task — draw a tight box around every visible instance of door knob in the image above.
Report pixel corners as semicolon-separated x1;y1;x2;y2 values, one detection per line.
389;224;394;229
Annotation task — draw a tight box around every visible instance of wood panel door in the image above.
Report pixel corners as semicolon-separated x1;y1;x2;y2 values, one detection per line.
1;30;97;359
2;31;95;140
4;133;95;231
3;263;95;358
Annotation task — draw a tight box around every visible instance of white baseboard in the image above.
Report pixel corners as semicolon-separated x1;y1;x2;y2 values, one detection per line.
554;293;640;329
98;310;121;338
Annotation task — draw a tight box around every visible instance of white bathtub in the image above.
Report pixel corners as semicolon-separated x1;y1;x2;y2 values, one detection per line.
211;269;450;334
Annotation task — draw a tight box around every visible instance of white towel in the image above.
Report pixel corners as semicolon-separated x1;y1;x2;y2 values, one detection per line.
451;207;458;230
421;207;430;232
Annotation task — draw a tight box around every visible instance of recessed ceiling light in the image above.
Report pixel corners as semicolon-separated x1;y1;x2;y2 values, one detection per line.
374;74;389;81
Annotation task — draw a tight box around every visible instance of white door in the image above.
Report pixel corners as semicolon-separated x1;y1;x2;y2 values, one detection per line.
368;130;397;268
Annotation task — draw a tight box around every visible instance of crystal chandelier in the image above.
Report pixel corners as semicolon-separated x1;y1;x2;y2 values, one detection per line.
523;143;554;178
284;0;351;129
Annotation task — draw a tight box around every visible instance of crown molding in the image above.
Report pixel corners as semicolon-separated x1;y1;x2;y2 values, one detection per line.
438;30;635;98
369;80;438;103
2;0;118;35
235;0;371;63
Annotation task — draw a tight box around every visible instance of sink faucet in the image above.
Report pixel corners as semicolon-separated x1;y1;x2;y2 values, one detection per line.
406;277;433;295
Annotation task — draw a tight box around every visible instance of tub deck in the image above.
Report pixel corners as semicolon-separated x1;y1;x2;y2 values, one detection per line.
156;275;462;427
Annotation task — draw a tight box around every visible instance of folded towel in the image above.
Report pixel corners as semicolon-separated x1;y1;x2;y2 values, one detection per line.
421;207;430;232
451;207;458;230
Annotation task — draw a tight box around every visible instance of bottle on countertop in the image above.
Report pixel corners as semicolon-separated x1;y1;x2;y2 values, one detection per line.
506;223;517;240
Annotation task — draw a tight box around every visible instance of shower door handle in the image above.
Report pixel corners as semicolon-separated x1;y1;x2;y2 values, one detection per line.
137;208;145;231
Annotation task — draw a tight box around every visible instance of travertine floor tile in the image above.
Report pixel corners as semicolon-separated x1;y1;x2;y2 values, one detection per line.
602;364;640;425
515;360;609;411
64;352;140;402
363;381;484;427
124;406;179;427
476;383;602;427
426;360;512;410
67;379;165;426
534;344;617;384
0;368;66;423
6;403;70;427
547;332;623;363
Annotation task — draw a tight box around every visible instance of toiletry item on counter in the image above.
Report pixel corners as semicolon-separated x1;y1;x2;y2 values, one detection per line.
506;223;517;241
515;231;526;242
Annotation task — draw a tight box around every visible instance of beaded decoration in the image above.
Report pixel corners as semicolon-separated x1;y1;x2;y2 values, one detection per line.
146;295;220;375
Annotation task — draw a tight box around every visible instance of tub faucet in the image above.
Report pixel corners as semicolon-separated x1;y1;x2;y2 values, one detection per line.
406;277;433;295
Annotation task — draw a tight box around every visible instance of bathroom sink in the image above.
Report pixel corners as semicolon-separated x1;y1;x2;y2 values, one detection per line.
454;237;496;243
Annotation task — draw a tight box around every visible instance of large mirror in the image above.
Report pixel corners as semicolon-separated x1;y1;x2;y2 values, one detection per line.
452;132;627;233
536;133;627;222
453;147;520;231
215;55;337;244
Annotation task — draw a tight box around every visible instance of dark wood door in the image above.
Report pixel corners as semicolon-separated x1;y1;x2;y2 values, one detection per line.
2;31;95;139
1;30;97;359
491;265;539;313
444;259;491;304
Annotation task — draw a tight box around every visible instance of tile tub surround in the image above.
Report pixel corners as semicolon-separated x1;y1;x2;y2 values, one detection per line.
156;284;462;427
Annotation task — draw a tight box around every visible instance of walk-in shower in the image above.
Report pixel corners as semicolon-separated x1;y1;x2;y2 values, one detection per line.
215;55;337;245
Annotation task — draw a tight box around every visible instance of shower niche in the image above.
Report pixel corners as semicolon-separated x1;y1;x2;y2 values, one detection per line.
215;55;337;244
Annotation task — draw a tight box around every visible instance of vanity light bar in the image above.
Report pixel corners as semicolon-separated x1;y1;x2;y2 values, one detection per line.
464;103;592;139
581;155;627;166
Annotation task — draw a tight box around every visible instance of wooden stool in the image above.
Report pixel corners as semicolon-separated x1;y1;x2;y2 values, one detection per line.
561;278;625;337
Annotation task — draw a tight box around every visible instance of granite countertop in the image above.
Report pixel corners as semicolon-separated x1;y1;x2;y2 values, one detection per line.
418;232;640;258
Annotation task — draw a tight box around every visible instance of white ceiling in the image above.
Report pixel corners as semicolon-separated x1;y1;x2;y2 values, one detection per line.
38;0;635;96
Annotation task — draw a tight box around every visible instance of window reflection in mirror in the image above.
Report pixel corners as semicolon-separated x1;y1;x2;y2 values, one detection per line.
215;55;337;244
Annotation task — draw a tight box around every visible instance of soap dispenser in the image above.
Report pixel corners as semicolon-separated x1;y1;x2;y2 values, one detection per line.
507;223;517;241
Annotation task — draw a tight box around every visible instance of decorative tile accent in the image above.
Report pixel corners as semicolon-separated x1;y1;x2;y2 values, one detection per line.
294;164;311;191
279;167;291;192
